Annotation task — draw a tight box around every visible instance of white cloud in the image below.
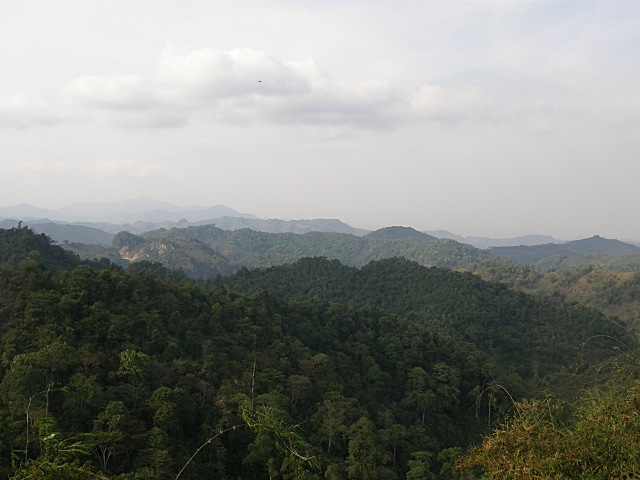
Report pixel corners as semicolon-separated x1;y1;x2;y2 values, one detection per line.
154;46;311;103
54;46;489;130
64;74;155;111
0;42;506;131
90;157;159;178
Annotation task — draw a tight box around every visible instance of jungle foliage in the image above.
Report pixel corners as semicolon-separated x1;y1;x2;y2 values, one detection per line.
0;227;637;479
0;228;507;478
219;256;633;390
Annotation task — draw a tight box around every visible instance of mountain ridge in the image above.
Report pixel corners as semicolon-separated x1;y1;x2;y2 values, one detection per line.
426;230;561;249
491;235;640;266
0;198;256;224
2;199;639;248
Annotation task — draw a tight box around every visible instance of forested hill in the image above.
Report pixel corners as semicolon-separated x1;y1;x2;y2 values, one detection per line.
0;226;91;271
491;235;640;265
0;228;523;479
220;256;633;387
99;224;494;277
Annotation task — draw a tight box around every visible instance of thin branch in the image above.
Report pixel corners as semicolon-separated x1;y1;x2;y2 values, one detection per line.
174;424;243;480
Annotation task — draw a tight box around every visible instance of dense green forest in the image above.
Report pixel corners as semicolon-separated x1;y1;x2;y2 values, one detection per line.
468;259;640;331
62;224;640;329
1;227;638;479
0;226;95;272
219;257;633;393
60;224;640;339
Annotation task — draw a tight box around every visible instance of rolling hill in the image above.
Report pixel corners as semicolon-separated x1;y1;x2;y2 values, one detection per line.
100;224;494;277
490;235;640;266
220;256;632;387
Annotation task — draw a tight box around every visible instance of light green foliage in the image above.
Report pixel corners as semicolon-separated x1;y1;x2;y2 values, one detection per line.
92;401;130;471
470;259;640;330
135;427;173;480
10;421;104;480
241;399;320;478
437;447;462;478
117;349;150;381
345;417;391;480
406;451;435;480
459;378;640;479
311;392;361;456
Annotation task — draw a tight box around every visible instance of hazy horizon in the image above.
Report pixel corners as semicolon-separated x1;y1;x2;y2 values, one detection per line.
0;196;635;243
2;1;639;239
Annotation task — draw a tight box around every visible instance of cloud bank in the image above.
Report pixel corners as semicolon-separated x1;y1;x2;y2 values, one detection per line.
4;46;490;131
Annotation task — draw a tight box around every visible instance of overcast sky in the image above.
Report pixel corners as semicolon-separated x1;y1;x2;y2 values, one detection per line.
1;0;639;239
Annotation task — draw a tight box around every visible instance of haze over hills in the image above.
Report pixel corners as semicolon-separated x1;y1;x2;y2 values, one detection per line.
0;197;256;224
0;198;628;248
0;216;370;245
491;235;640;265
197;216;370;236
0;219;115;246
426;231;561;249
5;197;640;279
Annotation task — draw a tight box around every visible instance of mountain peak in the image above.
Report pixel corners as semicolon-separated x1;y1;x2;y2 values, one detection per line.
565;235;640;255
366;226;436;242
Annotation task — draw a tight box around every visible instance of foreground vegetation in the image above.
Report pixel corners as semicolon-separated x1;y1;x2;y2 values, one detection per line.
460;366;640;478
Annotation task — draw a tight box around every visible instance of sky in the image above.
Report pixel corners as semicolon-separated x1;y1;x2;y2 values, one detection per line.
1;0;639;239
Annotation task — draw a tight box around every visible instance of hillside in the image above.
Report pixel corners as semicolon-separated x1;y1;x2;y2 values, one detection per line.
56;224;640;336
0;226;90;271
491;235;640;265
468;259;640;330
198;216;370;236
535;253;640;272
220;256;632;388
0;219;115;245
87;224;494;277
426;230;559;249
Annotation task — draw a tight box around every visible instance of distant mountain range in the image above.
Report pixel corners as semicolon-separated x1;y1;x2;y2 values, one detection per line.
0;219;115;245
490;235;640;268
0;216;369;245
1;198;638;253
0;198;371;241
4;200;640;282
425;231;560;249
0;197;256;224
